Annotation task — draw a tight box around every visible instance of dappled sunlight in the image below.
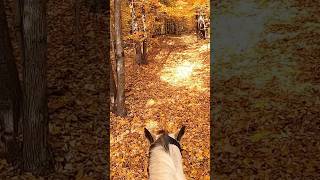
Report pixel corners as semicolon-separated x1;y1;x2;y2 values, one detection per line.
198;42;210;52
167;40;175;45
146;119;159;130
145;99;156;107
175;62;194;79
145;116;180;133
181;35;198;44
160;60;207;91
154;51;170;61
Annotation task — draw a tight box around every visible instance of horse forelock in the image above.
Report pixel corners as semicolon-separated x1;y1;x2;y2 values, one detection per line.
156;129;168;135
150;132;170;152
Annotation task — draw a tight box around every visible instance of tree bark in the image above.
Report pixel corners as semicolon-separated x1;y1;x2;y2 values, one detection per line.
135;42;142;64
142;39;147;64
110;22;117;82
13;0;22;33
21;0;52;174
141;2;147;64
129;0;142;65
110;63;116;112
15;0;24;64
0;0;22;164
114;0;126;116
129;0;138;33
73;0;80;52
109;19;117;112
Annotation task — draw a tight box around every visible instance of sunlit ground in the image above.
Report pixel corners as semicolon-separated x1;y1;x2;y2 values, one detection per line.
159;35;209;91
160;60;207;91
146;119;159;130
198;42;210;52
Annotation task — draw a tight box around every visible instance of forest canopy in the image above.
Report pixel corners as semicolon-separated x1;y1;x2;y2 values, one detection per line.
110;0;209;43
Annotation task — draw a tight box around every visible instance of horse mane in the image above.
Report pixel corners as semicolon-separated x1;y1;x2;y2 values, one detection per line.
148;129;186;180
156;129;168;135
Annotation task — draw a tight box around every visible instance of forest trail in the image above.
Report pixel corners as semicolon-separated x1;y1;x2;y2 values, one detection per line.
111;34;210;179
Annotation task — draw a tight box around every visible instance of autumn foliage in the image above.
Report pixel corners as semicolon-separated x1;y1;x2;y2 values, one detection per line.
110;0;210;179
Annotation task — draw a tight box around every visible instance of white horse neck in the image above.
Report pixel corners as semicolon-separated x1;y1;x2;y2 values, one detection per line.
149;145;186;180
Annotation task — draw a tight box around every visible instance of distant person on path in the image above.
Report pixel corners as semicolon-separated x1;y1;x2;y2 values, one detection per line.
197;15;206;39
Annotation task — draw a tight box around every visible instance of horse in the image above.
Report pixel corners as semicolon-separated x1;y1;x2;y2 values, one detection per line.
144;126;186;180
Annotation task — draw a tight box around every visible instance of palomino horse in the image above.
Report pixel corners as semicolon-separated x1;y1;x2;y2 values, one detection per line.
144;126;186;180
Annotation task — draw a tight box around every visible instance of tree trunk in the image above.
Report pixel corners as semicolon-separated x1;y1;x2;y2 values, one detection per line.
141;2;147;64
110;22;117;83
129;0;142;65
0;0;22;164
73;0;80;52
110;60;116;112
13;0;22;35
114;0;126;116
110;12;117;110
15;0;24;61
135;41;142;64
142;39;147;64
110;23;117;63
110;20;117;112
21;0;52;174
129;0;138;34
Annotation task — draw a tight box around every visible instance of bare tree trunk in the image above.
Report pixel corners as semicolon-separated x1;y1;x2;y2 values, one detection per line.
0;0;22;164
110;18;117;111
110;24;115;53
142;39;147;64
110;22;117;82
129;0;142;64
114;0;126;116
21;0;52;174
73;0;80;53
141;2;147;64
13;0;24;70
110;23;116;62
110;18;117;112
13;0;22;33
129;0;138;33
135;42;142;64
110;62;116;112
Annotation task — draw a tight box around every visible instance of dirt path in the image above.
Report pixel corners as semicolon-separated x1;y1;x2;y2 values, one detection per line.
111;35;210;179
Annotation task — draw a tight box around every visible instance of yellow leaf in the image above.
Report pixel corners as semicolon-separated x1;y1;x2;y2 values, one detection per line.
249;131;271;142
146;99;156;107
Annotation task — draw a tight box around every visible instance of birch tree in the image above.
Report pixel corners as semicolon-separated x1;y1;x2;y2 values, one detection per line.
129;0;143;64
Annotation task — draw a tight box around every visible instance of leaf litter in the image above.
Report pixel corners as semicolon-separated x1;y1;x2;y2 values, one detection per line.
111;35;210;179
212;0;320;178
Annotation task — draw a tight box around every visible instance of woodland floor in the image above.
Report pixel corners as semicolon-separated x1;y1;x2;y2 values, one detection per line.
111;35;210;179
212;0;320;179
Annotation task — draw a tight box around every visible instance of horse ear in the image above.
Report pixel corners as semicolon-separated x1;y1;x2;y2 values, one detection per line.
144;128;155;144
174;125;186;142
